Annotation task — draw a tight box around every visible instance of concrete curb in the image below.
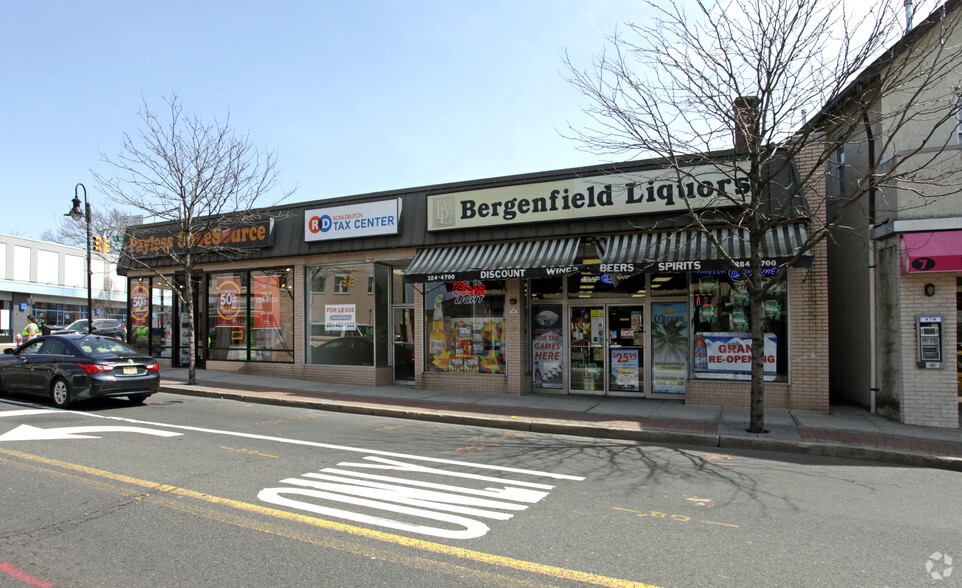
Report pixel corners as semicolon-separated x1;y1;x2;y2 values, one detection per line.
159;384;962;472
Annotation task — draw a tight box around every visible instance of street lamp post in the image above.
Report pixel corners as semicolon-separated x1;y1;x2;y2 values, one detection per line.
65;183;93;334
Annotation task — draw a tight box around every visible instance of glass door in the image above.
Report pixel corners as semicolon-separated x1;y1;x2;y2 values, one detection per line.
569;306;606;393
608;306;645;395
392;307;415;383
567;303;647;396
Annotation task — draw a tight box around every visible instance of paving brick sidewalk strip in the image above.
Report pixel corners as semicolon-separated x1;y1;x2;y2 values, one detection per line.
158;368;962;472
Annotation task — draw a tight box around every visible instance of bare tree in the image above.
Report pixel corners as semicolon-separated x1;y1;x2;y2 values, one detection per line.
45;206;134;322
94;95;294;384
565;0;962;432
41;206;133;250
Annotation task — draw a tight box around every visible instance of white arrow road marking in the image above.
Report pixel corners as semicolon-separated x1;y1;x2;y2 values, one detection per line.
0;424;183;442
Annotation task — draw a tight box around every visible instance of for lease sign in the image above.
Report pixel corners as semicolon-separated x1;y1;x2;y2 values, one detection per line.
325;305;356;330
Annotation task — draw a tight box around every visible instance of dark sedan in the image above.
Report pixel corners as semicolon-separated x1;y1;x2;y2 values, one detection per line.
54;318;127;340
0;334;159;408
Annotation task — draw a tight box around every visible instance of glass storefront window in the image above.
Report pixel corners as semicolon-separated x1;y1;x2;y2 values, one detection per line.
129;279;151;353
392;268;416;304
208;272;248;360
691;271;788;382
152;282;174;358
650;273;688;296
530;276;565;300
568;272;646;298
306;263;380;366
32;303;88;331
250;269;294;362
423;280;506;374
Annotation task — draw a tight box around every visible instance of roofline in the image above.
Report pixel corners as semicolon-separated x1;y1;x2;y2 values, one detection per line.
804;0;959;131
133;147;755;230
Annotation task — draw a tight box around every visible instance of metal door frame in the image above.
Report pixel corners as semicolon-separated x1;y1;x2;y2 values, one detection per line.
565;300;649;397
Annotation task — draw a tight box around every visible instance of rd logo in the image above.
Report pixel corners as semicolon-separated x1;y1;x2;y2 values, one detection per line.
308;215;333;233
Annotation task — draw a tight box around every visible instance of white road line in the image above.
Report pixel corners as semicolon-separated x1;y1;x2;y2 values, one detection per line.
0;409;72;418
65;409;586;481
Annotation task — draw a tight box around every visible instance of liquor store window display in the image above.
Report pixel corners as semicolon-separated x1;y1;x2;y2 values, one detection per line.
207;268;295;363
305;263;389;367
423;281;506;374
691;272;788;381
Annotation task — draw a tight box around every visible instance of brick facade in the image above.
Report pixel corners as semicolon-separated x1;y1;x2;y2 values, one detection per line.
686;249;829;412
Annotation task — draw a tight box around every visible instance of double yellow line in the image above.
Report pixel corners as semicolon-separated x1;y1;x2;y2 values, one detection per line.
0;447;656;588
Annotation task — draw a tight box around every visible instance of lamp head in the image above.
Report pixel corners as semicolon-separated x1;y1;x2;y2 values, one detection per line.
66;196;84;220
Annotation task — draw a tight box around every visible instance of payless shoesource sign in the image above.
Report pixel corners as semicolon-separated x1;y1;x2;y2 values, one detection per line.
427;165;749;231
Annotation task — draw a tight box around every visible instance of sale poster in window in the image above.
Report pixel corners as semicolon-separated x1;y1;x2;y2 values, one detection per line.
214;276;244;328
651;302;688;395
531;305;564;389
695;332;777;381
610;347;640;391
252;275;280;329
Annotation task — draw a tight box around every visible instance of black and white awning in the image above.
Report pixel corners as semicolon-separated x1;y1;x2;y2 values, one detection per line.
601;224;812;273
403;238;583;283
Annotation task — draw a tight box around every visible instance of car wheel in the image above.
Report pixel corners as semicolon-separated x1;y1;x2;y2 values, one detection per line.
51;378;71;408
127;394;148;405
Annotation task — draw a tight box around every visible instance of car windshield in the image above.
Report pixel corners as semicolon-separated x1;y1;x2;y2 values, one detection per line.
77;336;139;357
64;320;89;331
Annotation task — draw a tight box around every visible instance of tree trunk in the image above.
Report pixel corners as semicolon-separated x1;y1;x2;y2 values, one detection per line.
183;253;197;386
185;281;196;386
748;228;766;434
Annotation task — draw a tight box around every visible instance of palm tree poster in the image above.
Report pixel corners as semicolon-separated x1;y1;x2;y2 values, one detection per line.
651;302;689;394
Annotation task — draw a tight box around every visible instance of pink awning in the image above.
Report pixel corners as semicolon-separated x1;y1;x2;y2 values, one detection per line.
900;230;962;273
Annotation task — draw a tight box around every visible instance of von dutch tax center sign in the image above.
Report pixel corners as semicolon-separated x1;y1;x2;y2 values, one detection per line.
305;199;401;242
427;164;749;231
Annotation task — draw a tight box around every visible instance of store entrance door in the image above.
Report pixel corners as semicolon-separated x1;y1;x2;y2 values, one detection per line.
392;307;415;384
568;305;646;396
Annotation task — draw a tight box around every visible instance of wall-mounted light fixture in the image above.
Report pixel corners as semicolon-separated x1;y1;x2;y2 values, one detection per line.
924;283;935;297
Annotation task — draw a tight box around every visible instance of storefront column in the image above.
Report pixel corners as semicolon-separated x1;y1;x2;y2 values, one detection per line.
413;285;425;387
895;271;959;427
504;280;529;395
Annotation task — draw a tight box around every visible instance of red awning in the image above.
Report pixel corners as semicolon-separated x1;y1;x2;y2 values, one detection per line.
900;230;962;273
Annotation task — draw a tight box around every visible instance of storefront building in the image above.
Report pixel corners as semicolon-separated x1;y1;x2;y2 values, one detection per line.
121;153;829;411
1;234;127;342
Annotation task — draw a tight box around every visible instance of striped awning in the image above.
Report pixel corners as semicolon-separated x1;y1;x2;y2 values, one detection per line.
404;238;583;283
602;224;812;272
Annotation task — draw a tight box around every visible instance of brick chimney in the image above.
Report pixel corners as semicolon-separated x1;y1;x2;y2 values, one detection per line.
734;96;761;150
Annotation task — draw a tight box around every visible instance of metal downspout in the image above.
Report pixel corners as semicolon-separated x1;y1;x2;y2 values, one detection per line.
869;232;878;413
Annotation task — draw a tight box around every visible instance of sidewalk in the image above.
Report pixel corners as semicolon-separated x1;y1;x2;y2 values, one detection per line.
158;367;962;471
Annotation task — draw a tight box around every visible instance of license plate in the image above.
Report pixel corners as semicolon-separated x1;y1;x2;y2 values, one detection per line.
123;366;137;375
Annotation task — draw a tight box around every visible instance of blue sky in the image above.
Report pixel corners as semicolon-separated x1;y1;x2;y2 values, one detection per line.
1;1;640;240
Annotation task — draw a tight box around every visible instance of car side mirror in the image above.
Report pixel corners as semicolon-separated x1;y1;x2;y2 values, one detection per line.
3;348;13;355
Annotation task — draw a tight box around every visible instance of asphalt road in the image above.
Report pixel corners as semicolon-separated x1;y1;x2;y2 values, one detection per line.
0;392;959;587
